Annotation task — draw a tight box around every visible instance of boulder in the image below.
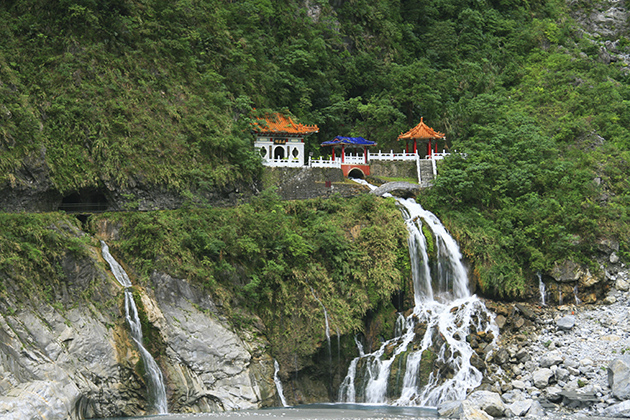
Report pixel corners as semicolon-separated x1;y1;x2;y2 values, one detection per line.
505;399;532;417
511;380;526;390
494;348;510;365
533;368;554;388
556;315;575;330
608;356;630;400
540;350;564;367
467;390;506;417
604;400;630;417
526;400;545;417
550;260;582;282
545;385;563;403
437;400;462;418
459;400;494;420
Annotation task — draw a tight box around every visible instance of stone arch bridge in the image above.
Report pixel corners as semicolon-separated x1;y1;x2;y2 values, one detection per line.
370;182;422;197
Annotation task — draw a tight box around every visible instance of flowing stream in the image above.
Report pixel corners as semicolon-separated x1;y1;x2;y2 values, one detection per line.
101;241;168;414
339;181;498;407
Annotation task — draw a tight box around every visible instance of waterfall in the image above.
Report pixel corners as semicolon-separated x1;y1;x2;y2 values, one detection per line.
274;359;289;407
538;273;546;306
340;183;498;407
101;241;168;414
310;288;332;361
574;285;581;305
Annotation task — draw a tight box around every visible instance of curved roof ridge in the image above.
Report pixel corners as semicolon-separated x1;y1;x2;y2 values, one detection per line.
252;112;319;135
397;117;445;140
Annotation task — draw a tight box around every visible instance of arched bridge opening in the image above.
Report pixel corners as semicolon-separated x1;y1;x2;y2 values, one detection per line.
348;168;366;179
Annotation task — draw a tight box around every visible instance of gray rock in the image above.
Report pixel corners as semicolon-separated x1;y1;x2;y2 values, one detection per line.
556;315;576;330
494;348;510;365
608;356;630;400
533;368;554;388
540;350;564;367
526;400;545;417
437;400;462;418
559;390;599;409
506;399;532;417
511;380;526;390
556;367;570;382
617;278;630;292
605;295;617;305
612;252;620;264
604;400;630;417
545;385;563;403
459;400;494;420
467;390;505;417
551;260;582;282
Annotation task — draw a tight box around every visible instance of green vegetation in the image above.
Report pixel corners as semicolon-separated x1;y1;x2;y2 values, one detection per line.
93;192;409;362
2;0;630;297
0;213;92;303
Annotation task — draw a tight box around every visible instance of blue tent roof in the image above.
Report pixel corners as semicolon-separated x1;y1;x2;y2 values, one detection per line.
321;136;377;146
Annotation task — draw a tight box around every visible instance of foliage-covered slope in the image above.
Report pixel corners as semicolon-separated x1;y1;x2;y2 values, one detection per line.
2;0;630;296
92;191;409;369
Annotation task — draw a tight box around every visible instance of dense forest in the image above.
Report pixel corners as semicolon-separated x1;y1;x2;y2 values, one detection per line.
1;0;630;299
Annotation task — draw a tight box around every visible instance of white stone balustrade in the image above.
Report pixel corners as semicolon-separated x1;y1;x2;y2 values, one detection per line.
263;158;304;167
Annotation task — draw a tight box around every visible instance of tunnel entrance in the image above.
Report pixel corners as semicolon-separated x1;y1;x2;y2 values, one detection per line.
59;189;111;213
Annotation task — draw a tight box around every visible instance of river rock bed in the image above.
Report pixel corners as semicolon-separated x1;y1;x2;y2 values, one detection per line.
473;266;630;418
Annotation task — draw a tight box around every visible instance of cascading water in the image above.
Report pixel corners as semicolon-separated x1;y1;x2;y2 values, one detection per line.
339;182;498;407
274;359;289;407
101;241;168;414
538;273;546;306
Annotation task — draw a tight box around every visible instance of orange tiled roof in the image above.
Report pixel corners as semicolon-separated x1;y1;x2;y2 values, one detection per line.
397;117;445;140
252;113;319;135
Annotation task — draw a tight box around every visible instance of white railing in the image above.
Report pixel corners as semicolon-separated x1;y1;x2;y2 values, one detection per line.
263;158;304;167
368;150;418;161
426;152;450;161
309;157;341;168
305;150;453;169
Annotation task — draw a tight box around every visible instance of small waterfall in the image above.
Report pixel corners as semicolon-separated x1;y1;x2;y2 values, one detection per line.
341;183;498;407
101;241;168;414
538;273;546;306
310;287;332;362
558;285;563;305
574;285;581;305
274;360;289;407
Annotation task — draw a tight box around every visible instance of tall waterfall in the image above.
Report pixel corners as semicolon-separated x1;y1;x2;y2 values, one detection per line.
101;241;168;414
339;186;497;407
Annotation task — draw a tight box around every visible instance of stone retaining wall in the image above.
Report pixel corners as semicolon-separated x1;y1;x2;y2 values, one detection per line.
262;167;368;200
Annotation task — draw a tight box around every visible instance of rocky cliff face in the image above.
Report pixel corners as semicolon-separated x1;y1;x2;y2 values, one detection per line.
0;229;277;419
0;148;259;213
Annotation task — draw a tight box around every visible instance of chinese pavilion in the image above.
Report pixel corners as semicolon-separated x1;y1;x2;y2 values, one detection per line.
252;113;319;166
321;136;377;177
397;117;446;158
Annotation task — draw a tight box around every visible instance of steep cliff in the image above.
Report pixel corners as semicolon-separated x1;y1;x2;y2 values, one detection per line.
0;215;276;418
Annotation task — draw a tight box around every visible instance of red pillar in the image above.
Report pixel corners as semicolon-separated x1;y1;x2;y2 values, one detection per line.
364;146;368;163
342;144;345;163
332;147;335;161
413;139;417;154
427;141;431;157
